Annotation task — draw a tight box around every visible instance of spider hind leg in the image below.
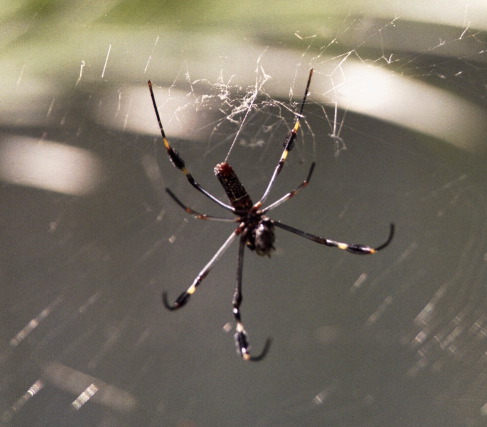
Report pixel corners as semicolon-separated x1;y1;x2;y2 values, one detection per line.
235;327;272;361
233;236;272;361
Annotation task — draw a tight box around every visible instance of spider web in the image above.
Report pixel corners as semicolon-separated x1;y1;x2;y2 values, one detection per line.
2;1;487;426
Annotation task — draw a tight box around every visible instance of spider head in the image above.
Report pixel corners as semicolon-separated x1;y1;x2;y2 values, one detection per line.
246;218;275;257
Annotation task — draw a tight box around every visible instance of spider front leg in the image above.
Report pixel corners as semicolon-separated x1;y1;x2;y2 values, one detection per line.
233;235;272;361
148;80;234;213
260;68;313;204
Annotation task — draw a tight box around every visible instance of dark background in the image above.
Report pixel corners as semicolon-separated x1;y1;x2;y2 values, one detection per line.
2;1;487;426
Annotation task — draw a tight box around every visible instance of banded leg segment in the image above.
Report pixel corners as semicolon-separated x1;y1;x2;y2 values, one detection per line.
148;81;235;213
233;235;272;361
162;230;238;310
263;162;315;214
260;68;314;204
273;222;395;254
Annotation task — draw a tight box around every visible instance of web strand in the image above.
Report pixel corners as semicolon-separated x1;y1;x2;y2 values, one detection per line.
224;66;270;162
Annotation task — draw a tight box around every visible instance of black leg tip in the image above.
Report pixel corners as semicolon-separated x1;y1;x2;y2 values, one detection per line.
162;292;173;310
378;223;395;250
162;291;190;310
248;338;273;362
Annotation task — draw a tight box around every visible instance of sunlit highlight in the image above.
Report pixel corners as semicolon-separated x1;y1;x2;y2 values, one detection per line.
1;380;44;422
10;296;63;347
96;85;192;139
0;136;103;195
44;362;137;412
315;62;486;151
72;384;99;410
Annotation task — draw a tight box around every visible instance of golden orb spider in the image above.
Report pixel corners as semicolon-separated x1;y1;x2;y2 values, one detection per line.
148;69;394;361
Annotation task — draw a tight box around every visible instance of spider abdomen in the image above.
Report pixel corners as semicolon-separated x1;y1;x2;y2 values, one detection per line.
214;162;253;212
246;219;275;256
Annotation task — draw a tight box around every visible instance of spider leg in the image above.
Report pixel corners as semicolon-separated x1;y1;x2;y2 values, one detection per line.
273;221;394;254
166;188;238;222
233;235;272;361
260;68;313;204
162;230;238;310
148;81;235;213
262;162;315;214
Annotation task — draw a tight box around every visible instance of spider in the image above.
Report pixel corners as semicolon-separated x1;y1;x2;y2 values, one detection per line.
148;69;394;361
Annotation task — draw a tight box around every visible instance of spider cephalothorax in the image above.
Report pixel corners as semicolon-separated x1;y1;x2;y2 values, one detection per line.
148;69;394;361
